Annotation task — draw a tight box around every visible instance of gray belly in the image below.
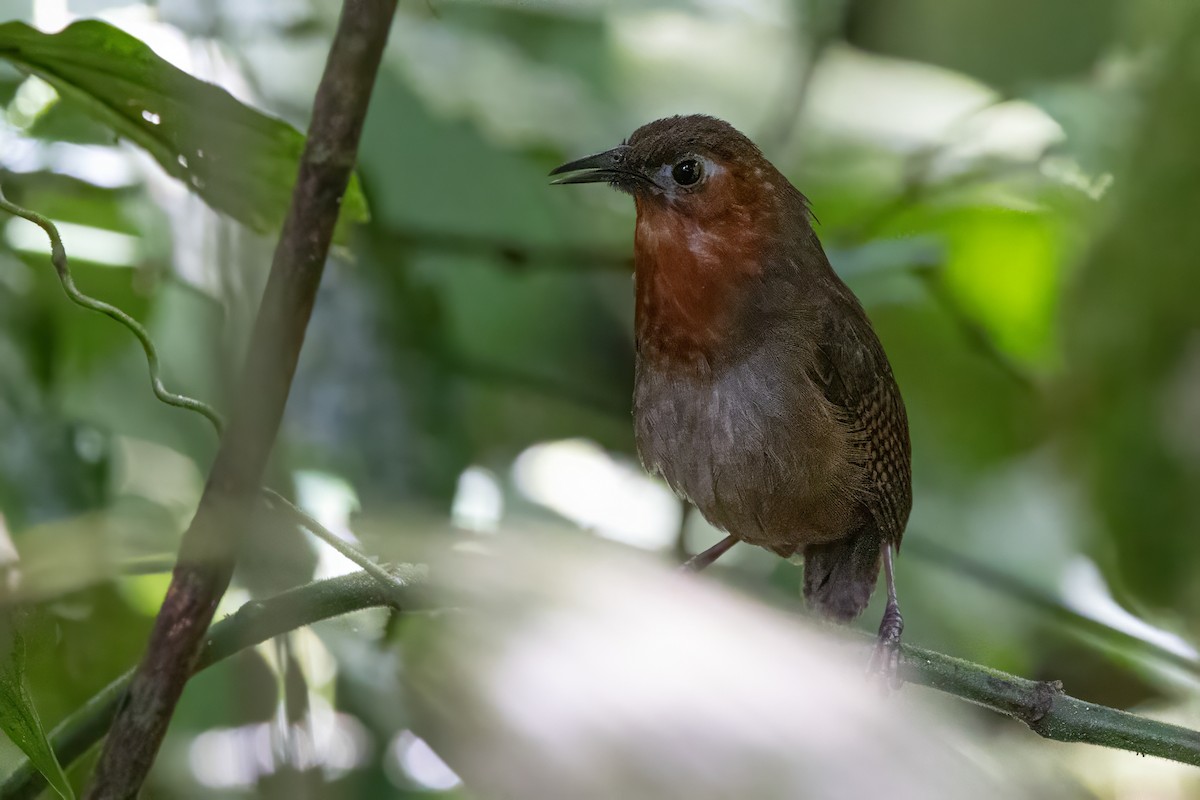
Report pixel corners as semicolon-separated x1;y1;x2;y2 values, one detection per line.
632;352;860;553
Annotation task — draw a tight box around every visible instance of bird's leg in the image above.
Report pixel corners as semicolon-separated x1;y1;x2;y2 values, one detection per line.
869;542;904;690
680;534;737;572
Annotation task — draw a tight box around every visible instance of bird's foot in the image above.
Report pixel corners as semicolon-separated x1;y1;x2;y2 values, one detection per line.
867;601;904;692
679;535;737;573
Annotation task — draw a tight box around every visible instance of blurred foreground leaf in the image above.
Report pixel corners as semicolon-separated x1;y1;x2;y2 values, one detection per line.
0;623;74;799
403;533;1040;800
0;20;368;240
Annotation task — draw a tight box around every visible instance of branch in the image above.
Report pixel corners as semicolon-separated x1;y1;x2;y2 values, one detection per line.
84;2;398;795
1;570;423;800
4;570;1199;799
261;488;410;606
900;642;1200;765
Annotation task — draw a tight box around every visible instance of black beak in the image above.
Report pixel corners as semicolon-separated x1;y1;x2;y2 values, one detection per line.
549;145;633;185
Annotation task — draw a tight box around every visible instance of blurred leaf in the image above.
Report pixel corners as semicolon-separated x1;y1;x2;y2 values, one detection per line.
1027;76;1139;177
0;19;368;240
9;497;185;603
0;412;108;534
941;207;1061;367
0;72;21;106
21;83;116;145
22;586;154;723
28;258;152;379
827;236;942;280
848;0;1117;91
1063;6;1200;613
403;532;1030;800
11;175;141;235
175;650;279;730
289;72;638;504
0;623;74;800
0;299;110;531
872;301;1043;473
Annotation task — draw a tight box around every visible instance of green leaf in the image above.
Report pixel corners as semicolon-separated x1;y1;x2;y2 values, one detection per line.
0;20;368;241
0;622;75;799
940;207;1061;367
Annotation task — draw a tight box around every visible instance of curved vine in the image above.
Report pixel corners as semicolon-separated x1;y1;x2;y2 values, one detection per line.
0;185;404;596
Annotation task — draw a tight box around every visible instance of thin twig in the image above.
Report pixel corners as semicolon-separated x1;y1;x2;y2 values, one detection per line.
0;570;423;800
84;2;398;795
261;488;407;605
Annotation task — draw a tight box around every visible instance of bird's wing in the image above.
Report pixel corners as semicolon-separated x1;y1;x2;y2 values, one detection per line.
809;297;912;546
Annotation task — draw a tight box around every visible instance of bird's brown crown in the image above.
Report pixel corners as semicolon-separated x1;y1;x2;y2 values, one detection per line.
552;115;812;369
624;114;766;179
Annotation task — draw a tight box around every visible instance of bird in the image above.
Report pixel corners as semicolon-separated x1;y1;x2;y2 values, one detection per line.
550;115;912;674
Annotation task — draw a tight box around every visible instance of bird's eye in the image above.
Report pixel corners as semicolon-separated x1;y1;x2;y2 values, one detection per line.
672;159;702;186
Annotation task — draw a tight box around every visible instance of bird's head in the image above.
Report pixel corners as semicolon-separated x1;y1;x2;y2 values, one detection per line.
550;114;796;224
551;115;818;368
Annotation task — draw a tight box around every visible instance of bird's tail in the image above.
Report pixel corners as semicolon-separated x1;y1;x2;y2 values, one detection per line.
802;524;882;622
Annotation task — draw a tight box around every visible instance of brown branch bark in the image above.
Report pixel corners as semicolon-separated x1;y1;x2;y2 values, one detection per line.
83;2;398;796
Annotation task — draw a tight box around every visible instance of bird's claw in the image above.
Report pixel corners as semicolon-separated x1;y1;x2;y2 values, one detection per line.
867;603;904;692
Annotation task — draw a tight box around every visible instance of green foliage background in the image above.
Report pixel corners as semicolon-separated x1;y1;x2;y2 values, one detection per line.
0;0;1197;797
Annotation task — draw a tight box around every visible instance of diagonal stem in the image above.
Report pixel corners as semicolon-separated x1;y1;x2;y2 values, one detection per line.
260;488;408;605
83;2;398;796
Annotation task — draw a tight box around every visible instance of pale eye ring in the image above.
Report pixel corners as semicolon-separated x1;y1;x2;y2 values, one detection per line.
671;158;702;186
